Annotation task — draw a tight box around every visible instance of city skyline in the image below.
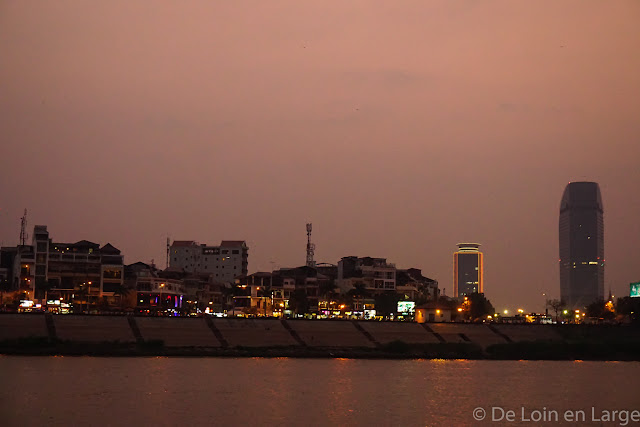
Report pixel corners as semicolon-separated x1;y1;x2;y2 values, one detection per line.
1;1;639;311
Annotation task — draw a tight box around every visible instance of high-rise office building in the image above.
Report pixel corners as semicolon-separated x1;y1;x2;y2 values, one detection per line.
453;243;483;298
559;182;604;308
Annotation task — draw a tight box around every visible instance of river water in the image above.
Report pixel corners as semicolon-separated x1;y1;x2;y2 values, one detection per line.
0;357;638;426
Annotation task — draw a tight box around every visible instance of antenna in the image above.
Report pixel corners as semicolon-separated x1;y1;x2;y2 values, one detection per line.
306;223;316;267
166;236;170;269
19;209;28;246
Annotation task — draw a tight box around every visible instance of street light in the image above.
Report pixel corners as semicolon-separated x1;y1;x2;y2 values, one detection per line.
87;281;92;313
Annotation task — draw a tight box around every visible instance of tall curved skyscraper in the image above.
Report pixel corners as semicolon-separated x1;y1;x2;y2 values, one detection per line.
559;182;604;309
453;243;484;298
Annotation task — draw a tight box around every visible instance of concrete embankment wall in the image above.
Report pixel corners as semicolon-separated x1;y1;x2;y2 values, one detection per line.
0;314;582;349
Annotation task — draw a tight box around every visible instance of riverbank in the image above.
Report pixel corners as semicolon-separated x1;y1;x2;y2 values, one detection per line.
1;314;638;360
2;336;640;360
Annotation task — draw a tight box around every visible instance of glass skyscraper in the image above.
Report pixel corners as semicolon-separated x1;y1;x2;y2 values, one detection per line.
559;182;604;309
453;243;483;298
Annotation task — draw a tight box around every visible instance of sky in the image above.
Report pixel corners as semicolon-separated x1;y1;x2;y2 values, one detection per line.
1;1;639;311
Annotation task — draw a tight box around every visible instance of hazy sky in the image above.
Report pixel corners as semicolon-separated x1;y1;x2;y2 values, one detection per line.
1;1;639;311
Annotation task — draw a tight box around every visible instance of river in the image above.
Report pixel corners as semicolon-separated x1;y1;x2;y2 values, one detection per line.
1;357;638;426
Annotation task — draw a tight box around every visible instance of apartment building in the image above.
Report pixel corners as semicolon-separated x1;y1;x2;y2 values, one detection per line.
170;240;248;282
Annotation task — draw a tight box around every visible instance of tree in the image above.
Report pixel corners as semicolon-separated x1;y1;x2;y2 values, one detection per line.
41;280;54;309
221;284;245;312
587;300;605;319
374;291;402;318
257;284;272;316
0;278;12;309
468;293;495;320
616;297;640;323
319;280;338;300
347;282;370;313
12;291;29;311
546;299;566;322
98;296;110;313
347;282;369;299
112;284;132;311
287;288;309;315
75;286;89;314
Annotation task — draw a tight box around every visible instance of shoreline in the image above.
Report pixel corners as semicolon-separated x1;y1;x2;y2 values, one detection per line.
2;338;640;361
2;315;638;361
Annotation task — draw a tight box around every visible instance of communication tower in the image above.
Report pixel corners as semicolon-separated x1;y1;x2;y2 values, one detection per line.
166;237;170;269
19;209;28;246
306;223;316;267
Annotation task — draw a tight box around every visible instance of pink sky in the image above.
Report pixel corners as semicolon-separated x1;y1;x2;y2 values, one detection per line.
1;1;639;311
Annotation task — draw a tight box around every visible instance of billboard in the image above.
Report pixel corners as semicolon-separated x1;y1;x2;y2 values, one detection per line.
397;301;415;314
631;282;640;298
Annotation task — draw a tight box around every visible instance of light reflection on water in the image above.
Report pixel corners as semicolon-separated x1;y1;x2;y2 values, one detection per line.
0;357;638;426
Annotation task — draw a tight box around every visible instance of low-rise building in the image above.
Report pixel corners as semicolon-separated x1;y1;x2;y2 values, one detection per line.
416;303;452;323
337;256;396;294
5;225;124;307
182;273;224;314
125;262;184;315
396;268;439;302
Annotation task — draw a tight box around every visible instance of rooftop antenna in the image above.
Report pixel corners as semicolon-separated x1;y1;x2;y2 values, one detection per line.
306;223;316;267
19;209;28;246
166;236;170;269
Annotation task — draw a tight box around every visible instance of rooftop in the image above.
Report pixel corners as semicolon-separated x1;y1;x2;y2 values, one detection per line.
171;240;197;247
220;240;246;248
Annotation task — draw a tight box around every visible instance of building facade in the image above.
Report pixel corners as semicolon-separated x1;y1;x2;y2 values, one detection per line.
4;225;124;304
169;240;248;283
396;268;439;302
125;262;185;315
337;256;396;294
559;181;605;309
453;243;483;298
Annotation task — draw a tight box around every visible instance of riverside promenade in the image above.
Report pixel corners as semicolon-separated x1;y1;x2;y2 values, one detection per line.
1;314;638;360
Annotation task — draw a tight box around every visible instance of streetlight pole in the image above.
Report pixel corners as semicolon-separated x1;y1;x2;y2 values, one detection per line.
159;283;165;316
87;281;92;314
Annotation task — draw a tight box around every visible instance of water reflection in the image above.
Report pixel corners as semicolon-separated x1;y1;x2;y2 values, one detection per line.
0;357;638;426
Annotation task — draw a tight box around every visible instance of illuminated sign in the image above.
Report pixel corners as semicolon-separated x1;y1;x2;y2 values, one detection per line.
631;282;640;298
202;248;220;255
397;301;415;314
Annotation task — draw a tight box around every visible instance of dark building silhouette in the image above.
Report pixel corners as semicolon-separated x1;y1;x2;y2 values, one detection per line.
559;182;604;309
